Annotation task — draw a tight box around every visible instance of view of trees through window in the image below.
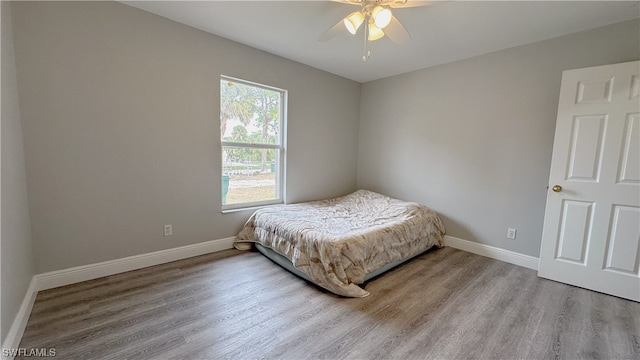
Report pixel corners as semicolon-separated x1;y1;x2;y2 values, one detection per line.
220;77;285;208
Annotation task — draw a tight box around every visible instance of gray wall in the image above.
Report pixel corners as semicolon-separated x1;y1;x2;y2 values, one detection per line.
1;1;36;344
357;19;640;257
8;1;640;278
12;1;360;273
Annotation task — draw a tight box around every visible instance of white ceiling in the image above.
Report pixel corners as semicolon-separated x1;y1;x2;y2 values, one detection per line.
121;1;640;83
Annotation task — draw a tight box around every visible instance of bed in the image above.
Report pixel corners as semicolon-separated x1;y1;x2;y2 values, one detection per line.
233;189;445;297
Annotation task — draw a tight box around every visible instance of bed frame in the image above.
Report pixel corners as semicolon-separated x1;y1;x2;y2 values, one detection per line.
255;243;431;285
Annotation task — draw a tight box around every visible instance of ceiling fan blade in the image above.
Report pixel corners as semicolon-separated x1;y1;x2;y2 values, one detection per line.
330;0;365;6
387;0;440;8
384;15;410;44
319;18;347;41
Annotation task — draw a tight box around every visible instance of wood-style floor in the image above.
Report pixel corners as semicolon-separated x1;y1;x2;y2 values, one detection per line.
17;247;640;360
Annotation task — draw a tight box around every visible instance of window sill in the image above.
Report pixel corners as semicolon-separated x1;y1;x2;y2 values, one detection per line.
221;202;283;214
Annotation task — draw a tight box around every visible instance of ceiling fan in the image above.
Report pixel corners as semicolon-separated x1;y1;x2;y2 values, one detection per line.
320;0;433;61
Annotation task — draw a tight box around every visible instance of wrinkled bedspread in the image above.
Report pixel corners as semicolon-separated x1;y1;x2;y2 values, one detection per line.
233;189;445;297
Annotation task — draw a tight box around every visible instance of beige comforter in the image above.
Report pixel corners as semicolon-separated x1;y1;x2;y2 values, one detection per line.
234;190;445;297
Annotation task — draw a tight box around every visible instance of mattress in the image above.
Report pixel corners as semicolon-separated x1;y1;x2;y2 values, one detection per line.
234;189;445;297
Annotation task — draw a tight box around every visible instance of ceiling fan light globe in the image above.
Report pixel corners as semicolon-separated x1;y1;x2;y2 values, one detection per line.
344;11;365;34
372;6;392;29
368;22;385;41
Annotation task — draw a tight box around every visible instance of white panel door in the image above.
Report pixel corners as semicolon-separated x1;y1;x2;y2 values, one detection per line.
539;61;640;302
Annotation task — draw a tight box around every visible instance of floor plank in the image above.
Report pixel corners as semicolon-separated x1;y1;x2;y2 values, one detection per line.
17;247;640;359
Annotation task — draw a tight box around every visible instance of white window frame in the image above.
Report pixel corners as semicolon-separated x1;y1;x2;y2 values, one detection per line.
220;75;286;211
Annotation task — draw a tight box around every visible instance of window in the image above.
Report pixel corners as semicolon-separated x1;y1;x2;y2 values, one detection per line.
220;76;286;210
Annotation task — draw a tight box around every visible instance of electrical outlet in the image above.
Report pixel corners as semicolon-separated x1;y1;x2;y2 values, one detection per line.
507;228;517;240
164;224;173;237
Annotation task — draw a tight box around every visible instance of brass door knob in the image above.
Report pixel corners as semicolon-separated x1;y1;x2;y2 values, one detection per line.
552;185;562;192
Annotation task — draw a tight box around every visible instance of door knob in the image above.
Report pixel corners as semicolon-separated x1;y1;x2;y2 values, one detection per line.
552;185;562;192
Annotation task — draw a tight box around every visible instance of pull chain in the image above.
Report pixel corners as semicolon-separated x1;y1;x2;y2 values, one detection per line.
362;16;369;62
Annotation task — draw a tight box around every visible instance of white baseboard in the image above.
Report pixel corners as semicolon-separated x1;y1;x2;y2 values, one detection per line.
2;237;236;360
35;237;236;291
1;278;38;360
444;235;539;271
